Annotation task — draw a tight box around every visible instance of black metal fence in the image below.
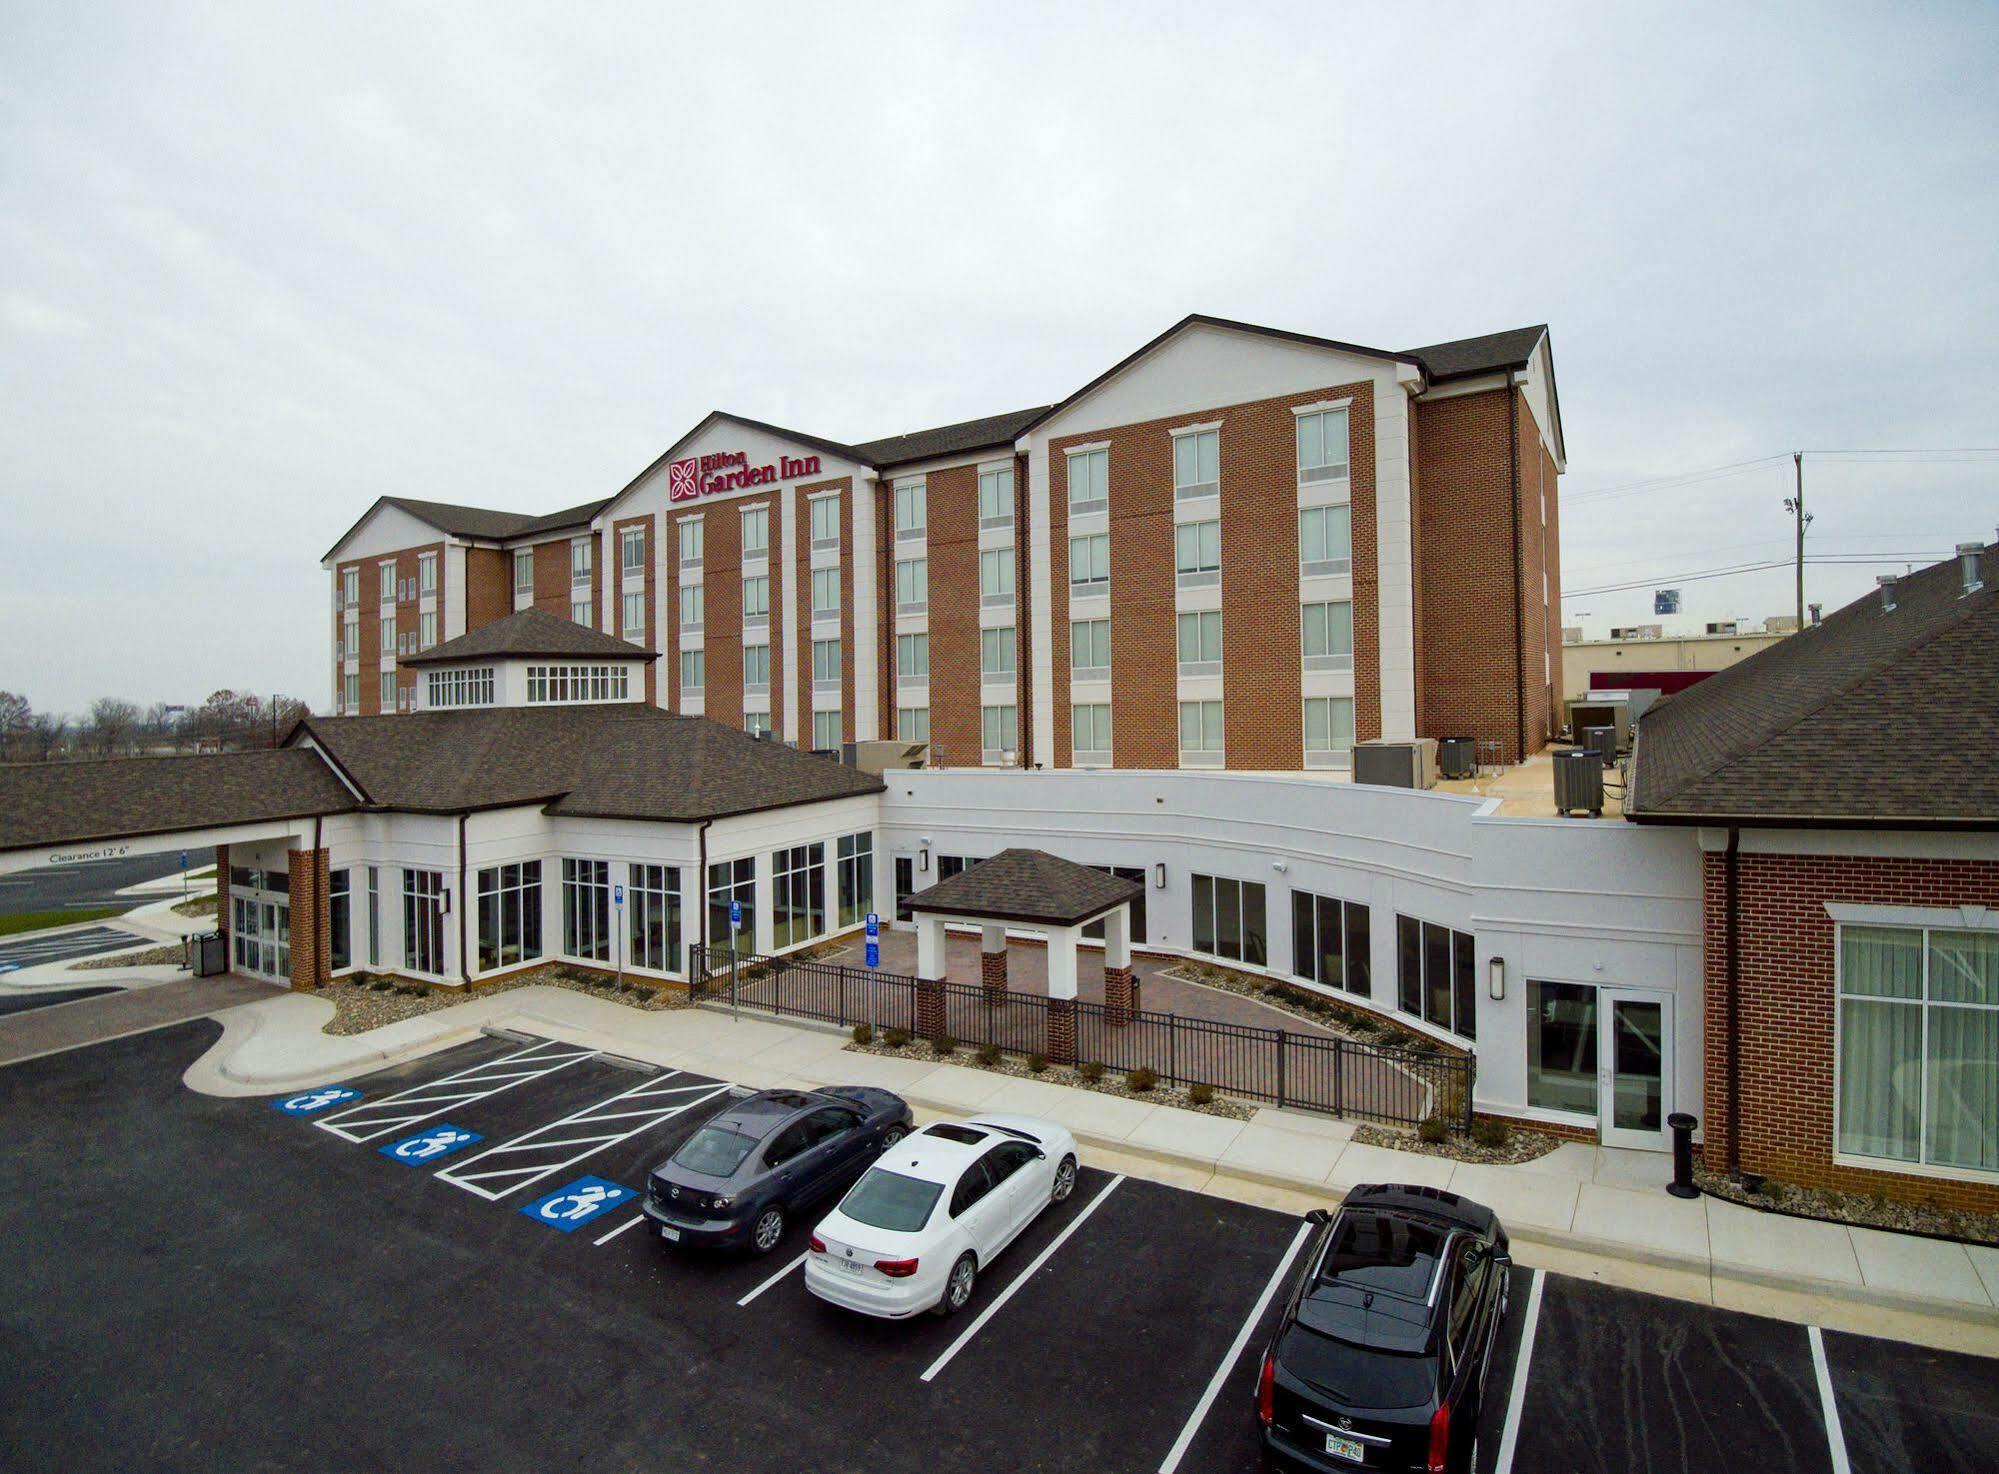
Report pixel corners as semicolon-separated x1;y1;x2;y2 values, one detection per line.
688;945;1473;1129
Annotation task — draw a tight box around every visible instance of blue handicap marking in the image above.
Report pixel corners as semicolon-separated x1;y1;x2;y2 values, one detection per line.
865;912;879;938
865;941;880;970
0;963;20;976
520;1175;636;1232
378;1123;482;1165
273;1085;360;1115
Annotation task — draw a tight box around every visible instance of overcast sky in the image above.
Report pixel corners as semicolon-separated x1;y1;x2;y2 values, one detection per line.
3;2;1995;715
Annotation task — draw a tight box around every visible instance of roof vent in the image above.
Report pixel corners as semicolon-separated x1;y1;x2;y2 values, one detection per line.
1808;602;1823;625
1876;574;1898;613
1958;542;1986;596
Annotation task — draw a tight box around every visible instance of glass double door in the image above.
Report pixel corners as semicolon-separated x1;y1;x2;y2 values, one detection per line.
231;894;290;980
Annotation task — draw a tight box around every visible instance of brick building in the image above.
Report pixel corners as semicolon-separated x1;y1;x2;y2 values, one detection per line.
322;315;1567;769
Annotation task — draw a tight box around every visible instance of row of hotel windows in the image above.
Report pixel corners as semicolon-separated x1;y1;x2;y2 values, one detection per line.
339;553;437;609
1065;504;1351;595
336;610;438;664
885;697;1358;762
1056;408;1348;519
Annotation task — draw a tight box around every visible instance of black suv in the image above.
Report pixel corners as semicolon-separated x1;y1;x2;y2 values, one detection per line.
1257;1184;1510;1473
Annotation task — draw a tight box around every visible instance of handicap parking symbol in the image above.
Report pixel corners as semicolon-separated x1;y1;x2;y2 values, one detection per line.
519;1175;637;1232
378;1124;483;1165
273;1085;360;1115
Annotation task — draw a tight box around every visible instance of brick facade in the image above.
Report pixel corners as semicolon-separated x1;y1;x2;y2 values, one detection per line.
285;846;331;991
1703;847;1999;1215
613;515;658;706
704;504;743;731
926;464;982;768
792;477;856;747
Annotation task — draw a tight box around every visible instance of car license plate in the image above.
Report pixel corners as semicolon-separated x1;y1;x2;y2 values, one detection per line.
1323;1432;1365;1463
658;1225;680;1242
833;1256;868;1275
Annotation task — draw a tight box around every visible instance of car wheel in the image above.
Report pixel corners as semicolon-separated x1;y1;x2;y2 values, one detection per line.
749;1204;786;1256
881;1124;907;1150
1051;1154;1078;1203
937;1252;977;1315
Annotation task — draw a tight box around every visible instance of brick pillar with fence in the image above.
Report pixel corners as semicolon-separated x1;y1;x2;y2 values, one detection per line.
1047;997;1077;1065
979;925;1007;1004
1104;966;1135;1024
917;979;946;1038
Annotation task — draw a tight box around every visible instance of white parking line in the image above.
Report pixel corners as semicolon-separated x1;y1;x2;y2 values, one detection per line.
1156;1215;1314;1474
593;1214;647;1247
1493;1267;1545;1474
1809;1325;1852;1474
920;1173;1127;1385
315;1038;598;1143
737;1252;810;1307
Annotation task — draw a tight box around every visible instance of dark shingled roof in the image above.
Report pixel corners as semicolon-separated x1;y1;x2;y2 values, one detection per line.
1628;545;1999;826
0;750;360;854
322;495;610;562
400;608;659;667
908;848;1143;928
292;706;883;822
852;407;1053;469
1404;325;1548;381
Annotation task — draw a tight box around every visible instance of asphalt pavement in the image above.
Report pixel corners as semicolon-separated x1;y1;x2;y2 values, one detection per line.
0;847;211;917
0;924;152;972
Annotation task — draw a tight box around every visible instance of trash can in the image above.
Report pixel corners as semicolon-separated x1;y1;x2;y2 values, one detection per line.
192;930;227;978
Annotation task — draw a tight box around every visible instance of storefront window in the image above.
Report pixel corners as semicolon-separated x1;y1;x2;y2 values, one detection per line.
771;843;826;950
477;861;543;973
837;833;874;929
1527;980;1598;1115
561;858;611;962
1192;874;1266;966
1397;916;1476;1040
630;864;681;973
329;870;351;972
708;857;756;958
1291;891;1369;995
403;869;445;975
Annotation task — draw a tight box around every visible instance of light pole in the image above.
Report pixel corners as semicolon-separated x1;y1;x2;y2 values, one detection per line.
1783;452;1813;629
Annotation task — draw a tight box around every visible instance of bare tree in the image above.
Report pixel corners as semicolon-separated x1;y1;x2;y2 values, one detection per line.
85;697;143;757
0;690;29;761
25;711;65;762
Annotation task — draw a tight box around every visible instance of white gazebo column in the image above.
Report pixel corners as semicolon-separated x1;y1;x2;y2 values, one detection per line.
980;923;1007;1002
1046;923;1080;1064
916;913;949;1038
1102;904;1134;1023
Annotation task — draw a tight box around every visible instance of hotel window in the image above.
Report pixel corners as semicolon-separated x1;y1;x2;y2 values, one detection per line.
708;856;756;956
837;832;874;928
402;868;445;975
419;611;436;649
380;671;395;709
1291;891;1370;996
680;583;704;631
812;637;841;687
1303;697;1356;761
379;614;394;653
771;842;826;949
513;548;534;596
419;552;437;596
813;709;842;750
743;643;771;690
744;711;772;738
1177;610;1222;673
812;567;840;618
1192;874;1267;966
623;590;646;641
679;649;704;690
1071;703;1112;761
741;506;769;559
981;626;1016;680
1179;699;1224;760
476;861;543;973
894;481;926;540
897;632;929;682
343;614;359;660
329;869;351;972
897;706;930;742
1300;504;1352;577
980;548;1014;607
1302;601;1354;670
629;864;681;974
427;667;495;708
743;575;770;624
343;673;360;712
570;595;592;628
895;556;928;612
982;704;1017;760
1837;922;1998;1173
1071;618;1111;677
343;567;360;606
678;517;704;566
810;495;840;548
1297;406;1350;482
978;466;1014;530
621;526;646;577
1070;533;1109;594
1173;428;1220;501
1067;447;1109;514
1175;519;1221;586
562;858;612;963
570;538;592;586
1397;916;1476;1041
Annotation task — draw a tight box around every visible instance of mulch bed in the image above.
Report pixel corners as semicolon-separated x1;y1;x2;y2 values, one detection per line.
844;1034;1255;1121
1696;1167;1999;1248
321;966;689;1037
1352;1120;1562;1167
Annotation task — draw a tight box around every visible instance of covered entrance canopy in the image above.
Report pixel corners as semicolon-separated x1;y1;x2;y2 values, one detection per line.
907;848;1144;1060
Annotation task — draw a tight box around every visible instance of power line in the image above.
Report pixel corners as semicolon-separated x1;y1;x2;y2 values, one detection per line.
1560;447;1999;508
1565;553;1948;600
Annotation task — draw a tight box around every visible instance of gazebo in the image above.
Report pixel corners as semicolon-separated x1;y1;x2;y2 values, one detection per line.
906;848;1145;1062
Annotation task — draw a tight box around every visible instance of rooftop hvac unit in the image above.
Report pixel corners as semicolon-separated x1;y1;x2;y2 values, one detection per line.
1437;737;1478;781
1583;725;1618;766
1553;749;1605;817
848;739;929;774
1567;698;1632;752
1352;738;1438;790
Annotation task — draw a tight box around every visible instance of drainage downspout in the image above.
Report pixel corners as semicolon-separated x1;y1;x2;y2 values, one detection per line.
311;814;323;989
457;813;470;988
696;819;713;977
1724;826;1742;1180
1506;370;1526;763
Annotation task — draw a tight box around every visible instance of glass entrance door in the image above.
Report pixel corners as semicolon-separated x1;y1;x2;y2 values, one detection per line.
1599;993;1670;1150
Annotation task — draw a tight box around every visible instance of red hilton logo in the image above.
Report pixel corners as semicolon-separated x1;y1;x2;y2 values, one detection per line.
667;449;822;502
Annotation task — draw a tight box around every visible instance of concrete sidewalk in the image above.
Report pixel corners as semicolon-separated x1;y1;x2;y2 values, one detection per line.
0;972;276;1067
167;984;1999;1355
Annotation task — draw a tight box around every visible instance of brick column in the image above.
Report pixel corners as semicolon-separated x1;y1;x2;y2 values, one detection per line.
980;924;1007;1003
213;844;230;959
286;847;331;991
1047;997;1077;1066
1104;966;1134;1024
917;979;946;1038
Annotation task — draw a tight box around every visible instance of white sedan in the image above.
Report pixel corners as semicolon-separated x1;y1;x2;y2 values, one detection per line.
803;1114;1080;1319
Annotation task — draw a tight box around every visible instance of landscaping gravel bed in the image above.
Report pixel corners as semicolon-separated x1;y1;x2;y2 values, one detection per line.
1696;1167;1999;1247
171;895;219;918
70;944;183;971
1352;1120;1562;1166
322;966;690;1036
1161;961;1452;1053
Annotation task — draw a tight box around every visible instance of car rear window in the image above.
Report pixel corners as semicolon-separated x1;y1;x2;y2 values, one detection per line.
671;1126;759;1177
1319;1211;1447;1301
841;1168;944;1232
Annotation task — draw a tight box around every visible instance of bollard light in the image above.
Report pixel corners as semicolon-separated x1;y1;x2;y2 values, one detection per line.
1487;956;1505;1001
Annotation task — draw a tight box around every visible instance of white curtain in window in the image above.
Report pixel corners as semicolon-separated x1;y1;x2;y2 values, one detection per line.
1837;926;1924;1161
1926;929;1999;1170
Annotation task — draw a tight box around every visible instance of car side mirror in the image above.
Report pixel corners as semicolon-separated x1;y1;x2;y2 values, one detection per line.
1305;1207;1332;1225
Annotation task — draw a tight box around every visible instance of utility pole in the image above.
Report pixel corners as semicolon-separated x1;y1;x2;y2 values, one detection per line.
1784;453;1812;629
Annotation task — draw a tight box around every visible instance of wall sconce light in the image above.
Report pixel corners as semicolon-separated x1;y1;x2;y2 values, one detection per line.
1271;860;1288;874
1152;863;1167;889
1488;956;1506;1002
919;849;930;873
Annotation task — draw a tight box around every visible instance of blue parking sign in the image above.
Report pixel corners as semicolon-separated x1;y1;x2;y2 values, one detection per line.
865;941;880;969
520;1175;637;1232
378;1124;482;1165
273;1086;360;1115
729;900;742;928
614;884;624;907
865;912;879;938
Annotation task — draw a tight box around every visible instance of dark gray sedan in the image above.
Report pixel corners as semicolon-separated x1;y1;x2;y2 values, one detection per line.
642;1086;913;1255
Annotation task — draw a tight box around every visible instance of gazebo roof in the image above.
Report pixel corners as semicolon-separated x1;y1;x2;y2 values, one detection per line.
907;848;1143;929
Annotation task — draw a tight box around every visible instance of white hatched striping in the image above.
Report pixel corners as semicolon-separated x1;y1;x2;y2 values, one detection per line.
435;1071;732;1201
314;1038;599;1143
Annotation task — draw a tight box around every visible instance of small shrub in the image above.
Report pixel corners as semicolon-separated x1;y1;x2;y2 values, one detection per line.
1470;1118;1511;1151
882;1028;912;1050
1126;1066;1160;1093
1752;1177;1787;1204
1026;1053;1049;1074
851;1022;874;1046
1078;1061;1106;1084
975;1043;1001;1067
1418;1115;1450;1145
931;1034;957;1057
1188;1082;1216;1107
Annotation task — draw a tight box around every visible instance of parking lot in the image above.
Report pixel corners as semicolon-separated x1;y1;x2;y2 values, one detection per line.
0;923;147;972
1;1021;1993;1473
